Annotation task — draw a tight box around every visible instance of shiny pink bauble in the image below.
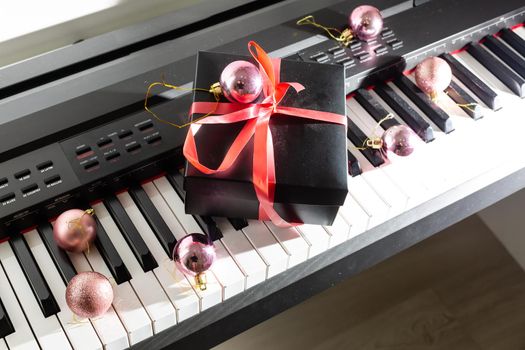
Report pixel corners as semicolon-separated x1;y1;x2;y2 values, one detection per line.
220;60;263;103
349;5;383;41
53;209;97;253
66;272;113;319
382;125;419;157
173;233;216;277
415;57;452;96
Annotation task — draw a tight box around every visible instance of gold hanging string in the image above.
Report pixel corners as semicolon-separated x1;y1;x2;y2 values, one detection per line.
355;113;395;150
456;102;479;112
144;81;221;129
67;208;95;254
296;15;353;46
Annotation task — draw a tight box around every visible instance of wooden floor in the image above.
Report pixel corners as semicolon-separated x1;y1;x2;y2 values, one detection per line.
214;215;525;350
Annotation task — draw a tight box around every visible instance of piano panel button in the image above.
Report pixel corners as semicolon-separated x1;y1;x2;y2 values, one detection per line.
44;175;62;187
118;129;133;139
215;218;267;289
151;177;245;299
467;43;525;97
328;46;346;56
354;89;400;130
227;218;249;231
93;203;177;333
165;172;223;241
241;221;289;278
349;41;362;50
347;98;429;208
484;35;525;79
115;192;202;319
347;149;362;177
374;46;388;55
104;195;158;272
105;152;121;162
387;39;403;49
9;233;59;318
0;177;7;188
139;183;222;309
296;224;330;258
67;249;129;349
346;117;385;167
324;214;352;248
500;28;525;57
445;80;484;120
441;53;501;110
381;28;393;38
394;75;454;133
83;159;100;172
0;192;15;205
264;223;308;268
25;230;104;350
97;138;112;148
0;243;40;350
356;52;371;62
37;223;77;284
145;134;162;145
375;83;434;142
338;194;370;239
36;160;53;172
129;185;177;256
93;216;131;285
0;240;70;349
0;297;14;339
14;169;31;181
137;122;154;132
75;146;92;158
336;57;355;67
126;143;141;153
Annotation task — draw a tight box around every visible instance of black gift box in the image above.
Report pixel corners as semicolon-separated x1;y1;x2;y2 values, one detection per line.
184;50;348;225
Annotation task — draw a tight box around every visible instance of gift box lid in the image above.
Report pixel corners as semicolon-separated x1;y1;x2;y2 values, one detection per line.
185;50;348;208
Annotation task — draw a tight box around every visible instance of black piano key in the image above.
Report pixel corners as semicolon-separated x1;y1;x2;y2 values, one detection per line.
104;195;158;272
166;171;223;241
445;80;484;120
354;89;400;130
484;35;525;79
129;185;177;256
347;149;362;177
346;117;385;167
394;75;454;133
227;218;249;231
9;233;60;317
441;53;501;110
93;216;131;284
466;43;525;97
500;28;525;57
374;84;434;142
0;298;14;338
37;223;77;284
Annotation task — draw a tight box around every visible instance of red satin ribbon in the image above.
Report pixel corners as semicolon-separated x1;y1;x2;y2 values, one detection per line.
183;41;347;226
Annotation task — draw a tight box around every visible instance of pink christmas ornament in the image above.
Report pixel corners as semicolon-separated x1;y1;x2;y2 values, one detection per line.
349;5;383;41
220;60;263;103
415;56;452;100
66;272;113;319
173;233;216;291
53;209;96;253
382;125;419;157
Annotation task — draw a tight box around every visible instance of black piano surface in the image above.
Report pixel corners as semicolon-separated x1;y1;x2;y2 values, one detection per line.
0;0;524;348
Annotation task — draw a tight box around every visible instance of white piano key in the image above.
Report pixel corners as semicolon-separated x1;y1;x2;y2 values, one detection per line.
92;202;176;333
67;250;129;350
346;175;389;228
24;230;104;350
116;191;201;320
152;177;245;300
0;243;40;350
264;222;309;268
138;183;222;310
80;237;153;344
323;214;351;248
295;224;330;258
0;339;8;350
215;218;267;289
241;220;289;278
338;194;369;239
0;241;70;350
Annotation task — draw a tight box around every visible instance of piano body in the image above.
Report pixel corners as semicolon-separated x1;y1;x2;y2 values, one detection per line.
0;0;524;348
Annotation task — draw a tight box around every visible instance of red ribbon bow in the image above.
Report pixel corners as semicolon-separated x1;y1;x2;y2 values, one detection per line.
183;41;347;226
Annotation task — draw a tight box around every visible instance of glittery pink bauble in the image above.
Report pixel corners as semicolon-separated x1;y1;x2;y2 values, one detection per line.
349;5;383;41
415;57;452;96
382;125;419;157
66;272;113;319
220;60;263;103
53;209;96;253
173;233;216;276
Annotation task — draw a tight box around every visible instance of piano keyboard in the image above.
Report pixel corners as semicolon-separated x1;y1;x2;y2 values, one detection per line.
0;23;524;349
